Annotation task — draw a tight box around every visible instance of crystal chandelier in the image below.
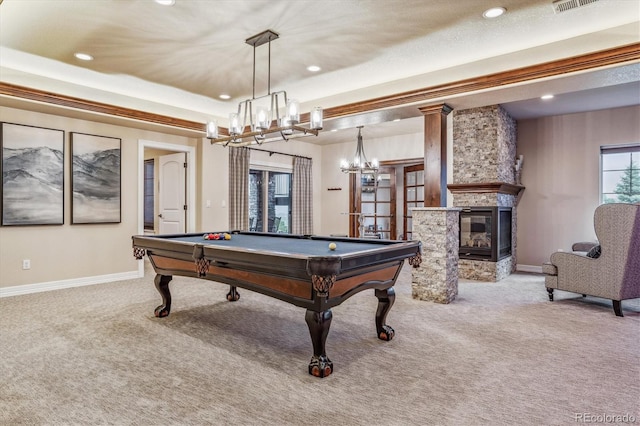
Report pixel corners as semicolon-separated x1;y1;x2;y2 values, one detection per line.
340;126;379;174
206;30;323;146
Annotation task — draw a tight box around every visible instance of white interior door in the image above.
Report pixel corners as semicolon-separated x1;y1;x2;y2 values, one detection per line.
158;152;186;234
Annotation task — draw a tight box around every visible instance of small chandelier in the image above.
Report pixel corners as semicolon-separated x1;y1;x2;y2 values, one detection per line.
340;126;379;174
206;30;323;146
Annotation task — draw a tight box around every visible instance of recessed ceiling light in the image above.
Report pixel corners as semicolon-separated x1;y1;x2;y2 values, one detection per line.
483;7;506;18
393;118;401;122
219;94;231;100
541;94;554;100
74;52;93;61
155;0;175;5
307;65;321;72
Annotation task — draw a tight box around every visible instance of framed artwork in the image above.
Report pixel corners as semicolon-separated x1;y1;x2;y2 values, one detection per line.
71;132;121;224
1;122;65;226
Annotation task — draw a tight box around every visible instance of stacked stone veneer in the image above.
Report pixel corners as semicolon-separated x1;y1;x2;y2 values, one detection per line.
452;105;518;282
411;208;460;303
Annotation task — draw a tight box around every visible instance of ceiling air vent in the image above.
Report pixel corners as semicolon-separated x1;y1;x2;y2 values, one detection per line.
552;0;599;14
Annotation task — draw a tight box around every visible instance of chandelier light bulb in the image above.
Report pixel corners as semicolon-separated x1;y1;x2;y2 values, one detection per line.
280;115;293;135
256;106;269;129
310;106;323;130
229;113;242;135
206;120;218;139
287;99;300;124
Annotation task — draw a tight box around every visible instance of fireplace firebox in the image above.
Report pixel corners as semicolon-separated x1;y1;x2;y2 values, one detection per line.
459;207;512;262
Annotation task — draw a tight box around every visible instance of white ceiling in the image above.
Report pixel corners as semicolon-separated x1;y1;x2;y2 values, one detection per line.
0;0;639;145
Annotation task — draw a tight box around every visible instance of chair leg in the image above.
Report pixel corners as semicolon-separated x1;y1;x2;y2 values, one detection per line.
612;300;623;317
546;288;554;301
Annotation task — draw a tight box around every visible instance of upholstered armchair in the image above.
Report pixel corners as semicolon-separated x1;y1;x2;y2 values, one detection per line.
543;203;640;316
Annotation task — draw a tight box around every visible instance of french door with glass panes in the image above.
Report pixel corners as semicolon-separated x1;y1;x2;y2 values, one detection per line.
404;164;424;240
350;168;396;239
249;169;291;233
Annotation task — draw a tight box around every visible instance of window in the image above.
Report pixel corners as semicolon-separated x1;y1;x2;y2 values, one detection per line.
249;169;291;233
144;159;154;230
601;144;640;204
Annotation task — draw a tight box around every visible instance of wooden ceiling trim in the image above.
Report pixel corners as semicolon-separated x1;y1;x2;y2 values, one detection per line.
1;43;638;131
324;42;640;118
0;82;205;132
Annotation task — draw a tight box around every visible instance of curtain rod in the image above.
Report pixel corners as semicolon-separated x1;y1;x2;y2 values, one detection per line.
248;147;311;161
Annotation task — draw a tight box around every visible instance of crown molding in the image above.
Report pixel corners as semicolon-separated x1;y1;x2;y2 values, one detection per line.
1;43;638;133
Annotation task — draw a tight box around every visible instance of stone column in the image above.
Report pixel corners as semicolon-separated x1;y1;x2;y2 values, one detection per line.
411;207;460;304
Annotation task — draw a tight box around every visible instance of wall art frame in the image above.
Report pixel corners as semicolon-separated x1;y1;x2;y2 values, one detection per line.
70;132;122;224
1;122;65;226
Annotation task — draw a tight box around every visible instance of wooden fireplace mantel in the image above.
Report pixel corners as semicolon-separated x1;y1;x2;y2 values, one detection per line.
447;181;524;195
447;181;525;204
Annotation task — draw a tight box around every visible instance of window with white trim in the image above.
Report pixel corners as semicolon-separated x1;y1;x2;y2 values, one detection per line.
601;144;640;204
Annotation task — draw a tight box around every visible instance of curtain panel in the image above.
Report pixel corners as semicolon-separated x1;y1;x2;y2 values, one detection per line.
228;147;250;230
292;156;313;235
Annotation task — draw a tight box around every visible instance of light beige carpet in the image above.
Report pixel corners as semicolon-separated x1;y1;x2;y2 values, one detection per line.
1;263;638;425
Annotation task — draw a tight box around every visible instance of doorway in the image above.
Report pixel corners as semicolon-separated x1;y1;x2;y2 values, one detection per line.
137;140;196;235
403;163;425;240
349;167;396;239
157;152;187;234
348;159;423;240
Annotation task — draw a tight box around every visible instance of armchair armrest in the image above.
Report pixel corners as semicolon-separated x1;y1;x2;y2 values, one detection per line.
549;251;620;299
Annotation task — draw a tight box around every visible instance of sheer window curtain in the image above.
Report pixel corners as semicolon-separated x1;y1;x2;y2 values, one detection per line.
229;147;250;230
292;156;313;235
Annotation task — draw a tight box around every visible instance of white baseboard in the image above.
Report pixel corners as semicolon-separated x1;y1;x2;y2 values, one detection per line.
516;264;543;274
0;270;142;298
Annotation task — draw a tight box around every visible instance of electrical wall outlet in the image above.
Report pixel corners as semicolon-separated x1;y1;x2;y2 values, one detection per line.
22;259;31;270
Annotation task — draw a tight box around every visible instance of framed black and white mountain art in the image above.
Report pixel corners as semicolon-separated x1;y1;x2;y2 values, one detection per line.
1;122;65;226
70;132;121;224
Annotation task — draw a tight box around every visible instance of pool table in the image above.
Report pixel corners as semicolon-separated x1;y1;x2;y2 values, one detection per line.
132;231;421;378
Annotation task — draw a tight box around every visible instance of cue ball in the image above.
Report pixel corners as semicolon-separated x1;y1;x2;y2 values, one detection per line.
328;242;337;251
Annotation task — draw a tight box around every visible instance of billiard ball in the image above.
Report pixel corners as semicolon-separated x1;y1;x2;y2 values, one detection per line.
328;242;337;251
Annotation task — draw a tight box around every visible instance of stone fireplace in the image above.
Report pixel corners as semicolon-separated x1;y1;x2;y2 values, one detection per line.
448;105;524;282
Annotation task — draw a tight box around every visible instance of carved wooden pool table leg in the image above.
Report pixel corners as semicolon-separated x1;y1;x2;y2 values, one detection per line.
305;309;333;378
226;286;240;301
153;274;173;318
375;287;396;341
